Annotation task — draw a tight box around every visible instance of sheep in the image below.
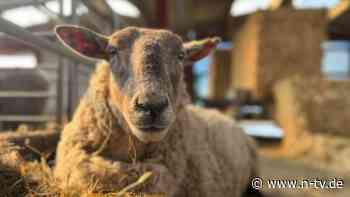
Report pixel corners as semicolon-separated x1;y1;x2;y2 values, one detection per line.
54;25;259;197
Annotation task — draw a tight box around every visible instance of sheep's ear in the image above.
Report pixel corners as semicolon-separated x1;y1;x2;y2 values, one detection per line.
183;37;221;63
55;25;109;60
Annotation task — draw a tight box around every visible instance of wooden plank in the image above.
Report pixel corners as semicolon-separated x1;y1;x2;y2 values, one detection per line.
0;91;54;98
0;115;54;122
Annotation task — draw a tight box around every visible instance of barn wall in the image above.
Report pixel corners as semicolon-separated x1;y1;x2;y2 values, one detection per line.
0;69;48;116
38;51;65;116
232;9;326;99
75;64;94;105
38;51;94;119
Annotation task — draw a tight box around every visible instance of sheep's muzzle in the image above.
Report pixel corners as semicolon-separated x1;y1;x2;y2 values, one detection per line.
126;90;175;143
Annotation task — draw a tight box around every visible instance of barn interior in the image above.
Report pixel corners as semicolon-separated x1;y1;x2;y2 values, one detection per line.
0;0;350;196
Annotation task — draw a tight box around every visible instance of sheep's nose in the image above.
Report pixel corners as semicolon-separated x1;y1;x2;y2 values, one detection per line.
135;96;169;116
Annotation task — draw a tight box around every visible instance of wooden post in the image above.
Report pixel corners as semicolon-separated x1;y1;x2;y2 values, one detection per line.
67;63;79;120
156;0;168;28
67;0;80;120
56;56;64;124
56;0;64;125
208;49;232;100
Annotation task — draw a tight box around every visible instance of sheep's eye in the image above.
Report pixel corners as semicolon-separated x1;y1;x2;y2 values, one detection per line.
107;46;118;56
177;51;185;61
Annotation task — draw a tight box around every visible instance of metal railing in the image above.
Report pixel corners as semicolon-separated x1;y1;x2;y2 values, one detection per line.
0;0;115;127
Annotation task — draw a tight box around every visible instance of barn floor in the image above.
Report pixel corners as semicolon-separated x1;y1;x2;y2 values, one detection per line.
259;156;350;197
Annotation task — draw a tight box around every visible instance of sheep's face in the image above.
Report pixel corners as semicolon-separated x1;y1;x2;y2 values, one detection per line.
55;25;220;143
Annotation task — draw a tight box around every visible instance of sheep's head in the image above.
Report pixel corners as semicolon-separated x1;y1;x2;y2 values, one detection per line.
55;25;220;143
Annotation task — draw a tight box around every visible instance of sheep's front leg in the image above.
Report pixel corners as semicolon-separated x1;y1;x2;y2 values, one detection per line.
55;148;177;195
89;157;178;195
128;162;178;196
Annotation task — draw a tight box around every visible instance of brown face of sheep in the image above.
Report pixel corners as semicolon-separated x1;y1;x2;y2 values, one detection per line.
55;25;220;143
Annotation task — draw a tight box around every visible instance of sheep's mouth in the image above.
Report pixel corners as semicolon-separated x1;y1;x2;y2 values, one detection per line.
135;125;167;133
128;121;171;142
127;112;173;142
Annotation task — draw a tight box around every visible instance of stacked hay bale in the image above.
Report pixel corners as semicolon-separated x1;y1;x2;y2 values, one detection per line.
274;75;350;174
274;75;350;136
232;9;326;100
316;80;350;135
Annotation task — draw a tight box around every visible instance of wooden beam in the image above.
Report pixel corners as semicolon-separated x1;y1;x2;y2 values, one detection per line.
0;17;96;65
0;0;53;10
328;0;350;20
56;0;65;125
0;115;54;122
81;0;112;22
0;91;54;98
156;0;168;27
128;0;153;26
34;0;68;24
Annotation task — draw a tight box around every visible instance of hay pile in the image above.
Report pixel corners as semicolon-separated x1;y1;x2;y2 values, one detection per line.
0;131;62;197
232;8;326;99
0;141;27;196
0;130;164;196
304;133;350;175
0;149;164;197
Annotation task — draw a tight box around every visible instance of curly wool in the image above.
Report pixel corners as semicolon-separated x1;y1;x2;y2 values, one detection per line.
54;61;258;196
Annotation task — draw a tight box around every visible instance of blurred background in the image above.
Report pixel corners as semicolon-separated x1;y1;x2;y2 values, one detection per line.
0;0;350;196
